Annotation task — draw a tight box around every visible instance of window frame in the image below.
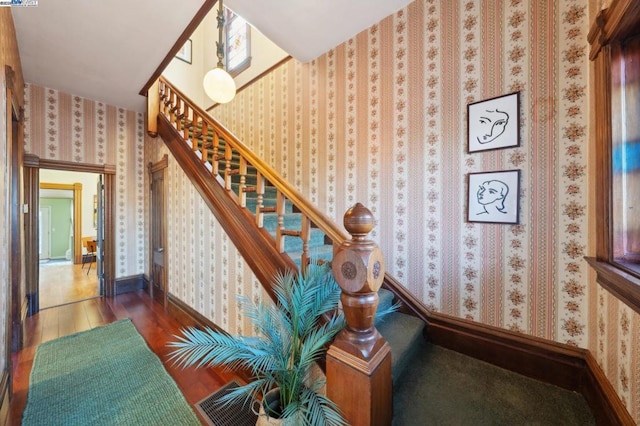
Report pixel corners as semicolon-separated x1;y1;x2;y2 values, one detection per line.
586;0;640;316
225;9;251;77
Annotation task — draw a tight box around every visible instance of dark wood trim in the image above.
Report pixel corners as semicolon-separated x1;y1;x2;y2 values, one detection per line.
205;56;292;112
114;274;147;295
586;0;640;321
0;370;9;426
586;257;640;316
139;0;217;97
157;114;296;301
148;156;168;307
8;66;25;353
29;158;116;175
420;309;631;424
582;351;636;425
588;0;640;59
426;312;586;390
23;157;39;316
150;154;169;173
163;292;253;384
22;157;117;304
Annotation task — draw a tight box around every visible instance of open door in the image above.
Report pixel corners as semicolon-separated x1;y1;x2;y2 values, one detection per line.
149;155;168;307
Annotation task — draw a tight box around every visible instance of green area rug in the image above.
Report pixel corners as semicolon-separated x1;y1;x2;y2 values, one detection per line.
22;319;200;426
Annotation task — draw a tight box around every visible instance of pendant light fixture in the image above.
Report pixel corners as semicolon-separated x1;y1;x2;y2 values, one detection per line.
203;0;236;103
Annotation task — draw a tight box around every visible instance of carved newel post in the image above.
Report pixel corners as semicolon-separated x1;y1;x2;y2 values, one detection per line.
327;203;392;426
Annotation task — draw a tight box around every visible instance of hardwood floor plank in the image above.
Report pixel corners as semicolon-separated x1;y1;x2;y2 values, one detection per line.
9;290;243;426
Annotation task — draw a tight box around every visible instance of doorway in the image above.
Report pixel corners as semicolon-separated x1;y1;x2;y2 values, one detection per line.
38;174;101;309
23;157;116;317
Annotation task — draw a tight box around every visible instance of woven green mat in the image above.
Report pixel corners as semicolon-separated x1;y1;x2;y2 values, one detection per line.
22;319;200;426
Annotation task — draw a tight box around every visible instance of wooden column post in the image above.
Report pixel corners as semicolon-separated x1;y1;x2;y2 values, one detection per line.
327;203;392;426
147;79;159;137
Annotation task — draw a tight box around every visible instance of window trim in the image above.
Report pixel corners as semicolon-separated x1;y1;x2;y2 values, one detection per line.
587;0;640;316
225;10;251;77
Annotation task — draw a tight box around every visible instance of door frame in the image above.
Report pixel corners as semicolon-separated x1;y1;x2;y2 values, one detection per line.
39;182;83;263
148;154;168;307
24;156;116;316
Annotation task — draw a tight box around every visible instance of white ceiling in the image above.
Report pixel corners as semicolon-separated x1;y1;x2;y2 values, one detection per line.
12;0;412;112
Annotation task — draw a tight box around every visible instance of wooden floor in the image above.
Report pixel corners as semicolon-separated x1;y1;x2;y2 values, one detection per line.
9;290;241;425
38;260;99;308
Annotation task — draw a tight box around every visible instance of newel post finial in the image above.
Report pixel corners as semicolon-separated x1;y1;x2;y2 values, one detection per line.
327;203;392;426
331;203;386;356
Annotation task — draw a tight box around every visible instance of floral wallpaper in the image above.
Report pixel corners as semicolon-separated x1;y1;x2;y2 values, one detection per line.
145;139;268;336
23;84;146;279
208;0;639;421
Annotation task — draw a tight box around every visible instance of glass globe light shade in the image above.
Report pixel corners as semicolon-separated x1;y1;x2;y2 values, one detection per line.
203;67;236;104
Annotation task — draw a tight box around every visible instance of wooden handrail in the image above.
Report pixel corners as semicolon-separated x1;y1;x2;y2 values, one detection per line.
152;76;431;316
159;77;348;247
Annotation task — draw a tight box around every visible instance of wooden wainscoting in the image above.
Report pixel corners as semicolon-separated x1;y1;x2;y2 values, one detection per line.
114;274;147;295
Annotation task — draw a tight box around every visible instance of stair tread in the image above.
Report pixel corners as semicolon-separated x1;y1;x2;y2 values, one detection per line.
376;312;424;385
377;288;394;314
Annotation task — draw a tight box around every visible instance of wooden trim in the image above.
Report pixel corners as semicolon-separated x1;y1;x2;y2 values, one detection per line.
150;154;169;173
161;77;348;248
0;370;9;426
23;157;117;303
34;158;115;175
158;114;297;300
164;293;253;384
8;67;25;353
395;305;633;424
102;173;116;298
205;56;293;112
582;352;636;425
138;0;217;97
23;166;39;315
39;182;83;264
588;0;640;59
585;257;640;316
114;274;146;295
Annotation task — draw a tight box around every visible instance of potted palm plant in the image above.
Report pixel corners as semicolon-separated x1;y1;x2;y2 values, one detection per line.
168;263;347;425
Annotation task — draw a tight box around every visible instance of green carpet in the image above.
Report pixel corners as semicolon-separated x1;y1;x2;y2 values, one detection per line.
22;319;200;426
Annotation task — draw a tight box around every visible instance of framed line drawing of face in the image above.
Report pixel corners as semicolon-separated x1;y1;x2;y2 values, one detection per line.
467;92;520;153
467;169;521;224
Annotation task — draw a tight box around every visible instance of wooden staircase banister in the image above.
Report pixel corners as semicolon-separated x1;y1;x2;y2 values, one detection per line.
157;77;349;248
149;76;431;324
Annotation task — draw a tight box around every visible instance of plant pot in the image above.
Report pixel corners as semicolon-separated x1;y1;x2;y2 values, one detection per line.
254;388;283;426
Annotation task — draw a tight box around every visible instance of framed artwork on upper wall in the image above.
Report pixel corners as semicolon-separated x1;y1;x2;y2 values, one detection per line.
175;39;192;64
467;169;521;224
467;91;520;153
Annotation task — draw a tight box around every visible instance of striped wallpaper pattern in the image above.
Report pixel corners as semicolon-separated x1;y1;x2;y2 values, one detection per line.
209;0;639;420
23;84;146;279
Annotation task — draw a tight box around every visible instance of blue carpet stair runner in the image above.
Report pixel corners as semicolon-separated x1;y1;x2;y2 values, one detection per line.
192;127;333;266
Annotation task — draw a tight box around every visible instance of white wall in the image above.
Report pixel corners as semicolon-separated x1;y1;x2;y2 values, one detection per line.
163;6;289;110
39;169;99;240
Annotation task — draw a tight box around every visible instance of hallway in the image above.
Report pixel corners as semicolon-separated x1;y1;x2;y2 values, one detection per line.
38;260;99;308
9;291;241;425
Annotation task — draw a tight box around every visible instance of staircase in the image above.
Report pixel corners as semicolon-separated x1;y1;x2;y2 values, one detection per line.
154;78;596;425
193;124;335;267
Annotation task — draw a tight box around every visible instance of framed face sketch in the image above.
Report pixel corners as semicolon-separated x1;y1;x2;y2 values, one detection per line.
467;169;520;224
468;92;520;153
